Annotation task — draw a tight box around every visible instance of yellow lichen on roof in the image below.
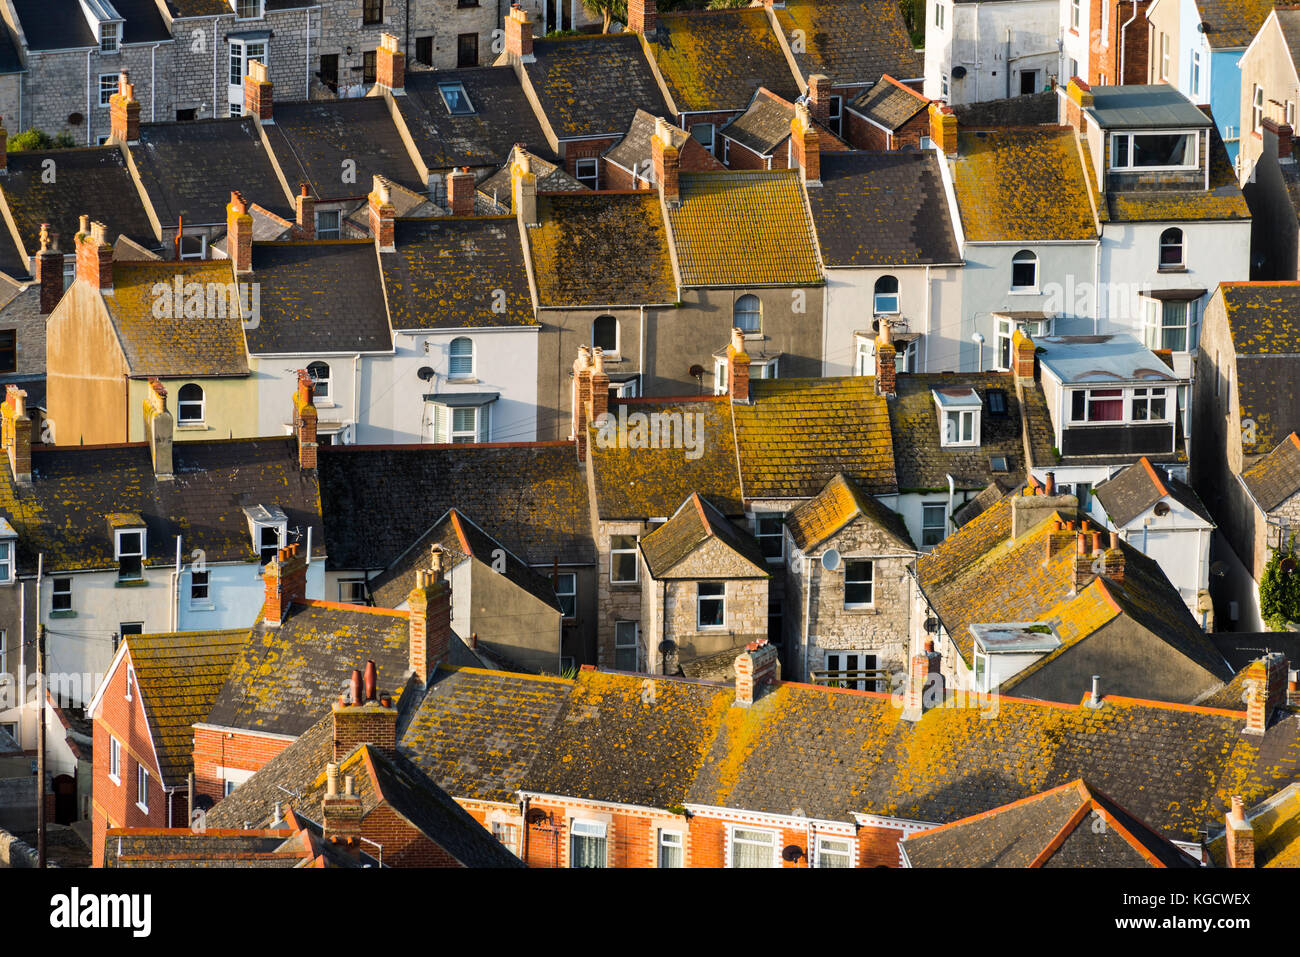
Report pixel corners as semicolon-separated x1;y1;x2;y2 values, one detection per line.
649;9;798;112
954;128;1098;242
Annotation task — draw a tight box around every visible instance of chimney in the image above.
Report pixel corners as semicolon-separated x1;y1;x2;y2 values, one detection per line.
144;378;173;480
571;346;593;461
369;177;396;252
505;4;535;63
243;59;273;123
1073;533;1096;592
376;33;405;94
109;71;140;144
1062;77;1093;132
295;184;316;240
1225;797;1255;868
1044;519;1075;561
1102;530;1125;583
293;370;318;470
227;192;253;275
1244;653;1288;736
791;103;821;186
901;640;944;721
627;0;656;34
807;74;831;126
332;669;398;763
262;543;308;627
653;117;681;207
512;149;538;227
1010;484;1077;539
1044;471;1056;496
321;766;364;851
35;224;62;315
726;328;750;403
447;166;476;217
1087;674;1102;708
1012;328;1036;381
75;217;113;291
408;567;452;685
2;386;31;485
734;638;779;707
928;102;957;155
875;321;896;397
590;347;610;423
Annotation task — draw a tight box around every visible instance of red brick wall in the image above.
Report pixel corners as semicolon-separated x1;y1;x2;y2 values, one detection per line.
357;803;464;867
192;726;293;808
562;137;618;188
723;137;772;170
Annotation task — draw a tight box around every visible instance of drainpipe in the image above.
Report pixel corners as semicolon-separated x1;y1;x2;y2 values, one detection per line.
923;264;932;372
801;555;813;682
307;8;313;100
1119;1;1139;84
1006;29;1012;99
353;352;361;442
172;535;182;632
946;474;956;532
639;305;646;395
151;43;161;121
213;21;219;118
85;51;92;146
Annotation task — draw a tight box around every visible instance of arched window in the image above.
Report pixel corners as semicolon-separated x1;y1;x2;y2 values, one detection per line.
874;275;900;314
1011;250;1038;291
1159;228;1184;268
593;315;619;355
177;383;204;423
449;337;474;377
734;294;761;334
307;361;330;400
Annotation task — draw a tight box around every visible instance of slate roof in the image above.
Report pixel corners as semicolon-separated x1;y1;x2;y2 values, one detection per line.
773;0;923;86
1086;85;1214;130
885;373;1053;492
901;779;1200;867
719;88;802;157
367;507;562;612
125;630;250;786
102;260;250;375
589;397;743;519
1094;457;1215;528
1241;433;1300;512
807;151;960;267
0;437;323;573
1195;0;1280;49
849;74;930;130
1276;8;1300;78
1207;782;1300;868
953;127;1098;243
0;219;27;279
646;8;799;113
604;109;690;174
242;242;392;354
734;377;898;500
380;217;533;330
395;67;558;169
130;118;293;225
786;472;915;552
104;828;345;868
1104;123;1249;223
14;0;169;50
520;34;670;140
1218;283;1300;454
317;442;594;569
262;99;425;201
1;148;158;257
666;169;822;286
639;493;769;579
204;602;415;737
1212;634;1300;674
529;191;676;306
395;665;1300;844
478;148;585;208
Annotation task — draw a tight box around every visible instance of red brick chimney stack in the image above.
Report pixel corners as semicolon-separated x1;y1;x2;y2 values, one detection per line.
807;74;831;125
589;347;610;423
227;192;253;275
734;638;779;706
628;0;657;35
653;117;681;207
505;4;535;63
726;328;750;403
295;184;316;240
572;346;593;461
902;639;943;721
35;224;63;315
928;102;957;155
791;103;820;186
322;764;364;853
376;33;405;94
1225;796;1255;868
448;167;476;216
2;386;31;485
110;71;140;143
243;59;273;123
1244;653;1288;735
1012;328;1036;381
408;566;452;685
75;217;114;291
875;320;897;397
294;370;318;470
369;177;396;252
263;543;308;627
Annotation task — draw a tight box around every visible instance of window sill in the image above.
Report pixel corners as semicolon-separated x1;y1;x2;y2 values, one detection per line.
136;802;149;814
447;376;479;385
49;610;77;619
696;624;728;631
843;605;877;613
189;602;216;612
1007;289;1040;296
610;580;639;588
1157;265;1187;273
115;579;148;588
108;774;120;787
176;423;208;431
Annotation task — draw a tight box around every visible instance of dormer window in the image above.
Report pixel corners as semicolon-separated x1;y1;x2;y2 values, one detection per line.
243;505;288;566
712;355;778;393
0;517;14;584
234;0;264;19
438;82;474;115
115;528;146;581
933;388;982;448
1110;131;1199;171
100;22;119;54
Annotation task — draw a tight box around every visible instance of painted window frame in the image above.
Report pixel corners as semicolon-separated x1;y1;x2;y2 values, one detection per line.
1110;130;1199;172
921;503;947;547
815;834;854;868
109;737;121;784
610;535;638;584
115;528;146;581
614;620;639;670
726;824;780;868
448;336;475;378
592;315;619;357
569;819;608;868
176;383;205;424
941;408;979;447
697;581;726;629
315;209;342;239
1010;250;1038;292
843;559;874;608
733;294;762;334
52;577;72;612
307;361;331;401
137;765;149;813
555;571;577;619
873;275;900;315
658;829;684;868
753;513;785;563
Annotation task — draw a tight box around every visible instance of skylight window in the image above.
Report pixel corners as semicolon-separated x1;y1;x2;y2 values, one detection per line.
439;83;474;115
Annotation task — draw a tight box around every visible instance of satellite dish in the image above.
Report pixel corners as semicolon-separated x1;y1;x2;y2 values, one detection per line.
781;844;805;863
688;364;705;379
417;366;435;381
658;639;676;656
924;617;940;634
1209;561;1228;578
952;65;968;79
822;549;841;571
1153;502;1171;517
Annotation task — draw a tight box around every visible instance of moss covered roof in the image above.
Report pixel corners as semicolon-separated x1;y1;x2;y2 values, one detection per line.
785;471;914;552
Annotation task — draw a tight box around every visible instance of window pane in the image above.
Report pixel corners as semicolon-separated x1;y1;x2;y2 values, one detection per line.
571;834;606;868
659;832;684;868
734;295;761;333
1131;133;1193;167
818;838;853;868
731;829;776;868
845;560;873;605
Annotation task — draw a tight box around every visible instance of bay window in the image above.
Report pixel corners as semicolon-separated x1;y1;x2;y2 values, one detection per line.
1142;297;1196;352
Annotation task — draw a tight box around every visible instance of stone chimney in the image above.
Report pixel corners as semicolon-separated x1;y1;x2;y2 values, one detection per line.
408;566;452;685
1010;483;1078;539
505;4;535;63
571;345;593;461
376;33;405;94
35;224;62;315
109;71;140;144
726;328;750;403
512;149;538;227
74;218;113;292
332;666;398;762
263;543;308;627
243;59;273;123
1244;653;1288;736
2;386;31;485
791;103;820;186
294;370;318;470
448;167;476;217
807;74;831;126
928;102;957;155
734;638;779;707
295;184;316;240
653;117;681;207
369;177;396;252
1225;796;1255;868
144;378;173;480
875;321;896;397
628;0;656;35
321;765;364;851
901;640;944;721
227;192;253;275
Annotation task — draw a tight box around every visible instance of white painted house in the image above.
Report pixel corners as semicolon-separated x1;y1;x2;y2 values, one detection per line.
925;0;1062;105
